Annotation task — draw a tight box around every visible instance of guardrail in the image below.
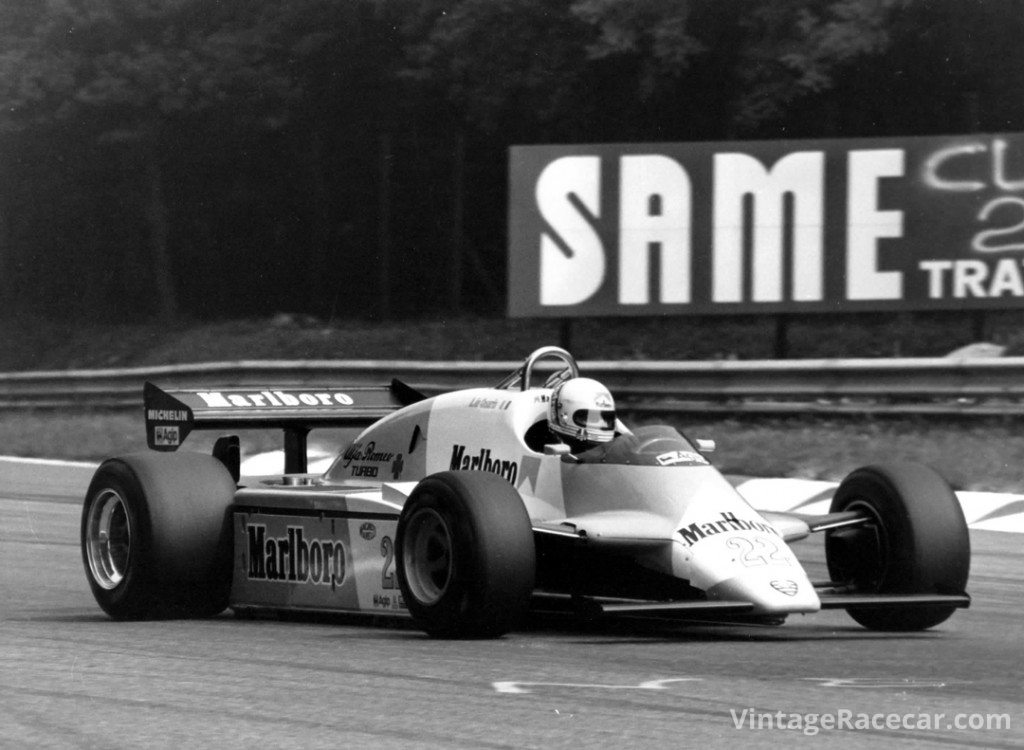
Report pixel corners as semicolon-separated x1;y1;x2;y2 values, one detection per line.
2;357;1024;417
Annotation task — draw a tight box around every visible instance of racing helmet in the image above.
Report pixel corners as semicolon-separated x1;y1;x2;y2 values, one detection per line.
549;377;616;445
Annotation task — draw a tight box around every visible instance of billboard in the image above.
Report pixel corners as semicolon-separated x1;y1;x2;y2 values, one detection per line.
508;133;1024;317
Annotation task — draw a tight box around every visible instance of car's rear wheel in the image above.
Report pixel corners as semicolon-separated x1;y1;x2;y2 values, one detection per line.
396;471;535;638
825;462;970;631
81;452;236;620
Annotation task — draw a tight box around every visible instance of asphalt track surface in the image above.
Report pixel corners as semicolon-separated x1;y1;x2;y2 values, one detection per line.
1;459;1021;749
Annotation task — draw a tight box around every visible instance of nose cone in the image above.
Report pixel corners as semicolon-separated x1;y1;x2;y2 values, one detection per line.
669;507;821;615
706;568;820;614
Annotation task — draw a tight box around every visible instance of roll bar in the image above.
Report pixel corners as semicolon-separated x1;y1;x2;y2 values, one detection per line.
494;346;580;391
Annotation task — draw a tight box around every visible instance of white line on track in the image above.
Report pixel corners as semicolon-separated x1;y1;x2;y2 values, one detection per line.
493;677;702;694
0;455;98;469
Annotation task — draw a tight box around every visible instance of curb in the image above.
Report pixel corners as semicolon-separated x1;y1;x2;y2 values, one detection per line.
733;477;1024;534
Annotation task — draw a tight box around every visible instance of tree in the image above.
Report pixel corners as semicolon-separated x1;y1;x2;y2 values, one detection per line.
3;1;1024;324
0;0;422;321
402;0;902;139
0;0;298;320
399;0;596;140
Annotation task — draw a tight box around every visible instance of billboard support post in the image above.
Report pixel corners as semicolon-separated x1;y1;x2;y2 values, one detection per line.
973;311;989;343
774;316;790;360
559;319;574;354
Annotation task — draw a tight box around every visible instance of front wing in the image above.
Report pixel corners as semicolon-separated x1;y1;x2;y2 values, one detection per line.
532;591;970;621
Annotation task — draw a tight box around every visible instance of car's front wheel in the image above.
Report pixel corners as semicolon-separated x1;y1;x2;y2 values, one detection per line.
825;462;970;631
396;471;535;638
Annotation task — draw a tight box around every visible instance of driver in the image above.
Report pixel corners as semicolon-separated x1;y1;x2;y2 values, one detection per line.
548;377;617;453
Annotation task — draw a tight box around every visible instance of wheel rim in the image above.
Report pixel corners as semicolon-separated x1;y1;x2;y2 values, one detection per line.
85;489;132;590
830;499;887;590
402;507;453;605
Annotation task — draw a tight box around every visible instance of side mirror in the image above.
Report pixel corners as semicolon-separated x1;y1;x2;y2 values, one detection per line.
695;438;716;454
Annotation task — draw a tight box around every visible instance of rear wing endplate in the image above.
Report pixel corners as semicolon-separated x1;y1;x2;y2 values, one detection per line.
144;381;413;473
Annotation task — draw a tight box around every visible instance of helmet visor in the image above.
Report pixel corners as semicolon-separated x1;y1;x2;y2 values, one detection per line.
572;409;615;432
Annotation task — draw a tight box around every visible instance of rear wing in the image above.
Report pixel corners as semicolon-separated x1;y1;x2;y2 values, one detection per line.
144;380;419;473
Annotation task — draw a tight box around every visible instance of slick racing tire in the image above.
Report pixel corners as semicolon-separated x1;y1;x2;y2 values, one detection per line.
825;462;970;631
396;471;535;638
81;452;236;620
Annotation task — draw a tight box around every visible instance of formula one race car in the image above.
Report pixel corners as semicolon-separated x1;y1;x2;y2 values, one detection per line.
81;347;970;637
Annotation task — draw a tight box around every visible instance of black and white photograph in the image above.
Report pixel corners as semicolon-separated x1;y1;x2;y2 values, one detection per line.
0;1;1021;747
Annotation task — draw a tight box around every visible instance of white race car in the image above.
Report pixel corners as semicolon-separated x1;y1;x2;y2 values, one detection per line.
81;346;970;637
